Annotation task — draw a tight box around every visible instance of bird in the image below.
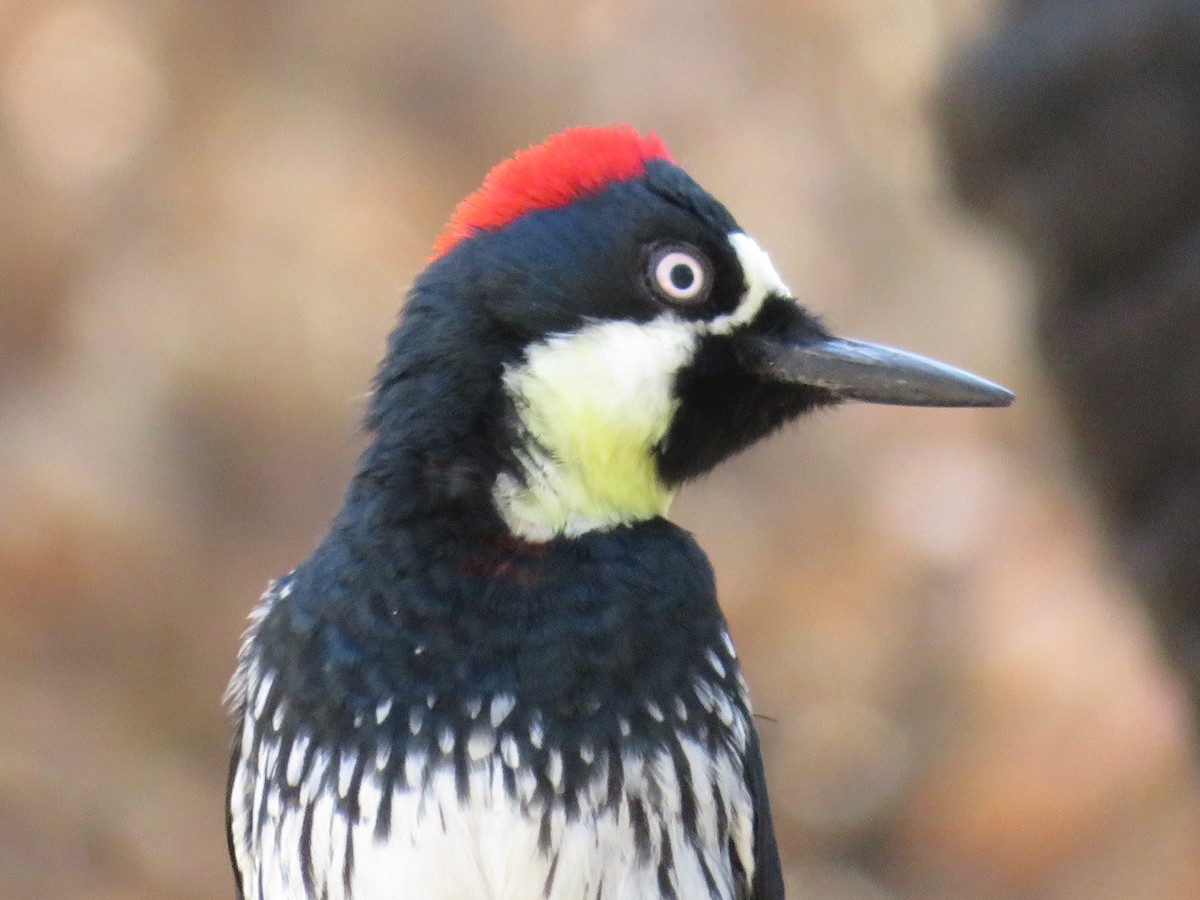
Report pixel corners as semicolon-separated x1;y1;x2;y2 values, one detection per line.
226;124;1012;900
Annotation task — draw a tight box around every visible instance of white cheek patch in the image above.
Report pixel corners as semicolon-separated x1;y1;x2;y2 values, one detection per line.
705;232;792;335
495;316;699;541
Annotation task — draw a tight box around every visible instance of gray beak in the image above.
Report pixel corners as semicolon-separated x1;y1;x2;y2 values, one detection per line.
743;334;1014;408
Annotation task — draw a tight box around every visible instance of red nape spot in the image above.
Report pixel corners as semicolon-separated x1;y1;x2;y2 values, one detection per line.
430;125;673;259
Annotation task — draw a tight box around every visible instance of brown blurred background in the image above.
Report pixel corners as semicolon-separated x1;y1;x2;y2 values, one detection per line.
2;1;1199;898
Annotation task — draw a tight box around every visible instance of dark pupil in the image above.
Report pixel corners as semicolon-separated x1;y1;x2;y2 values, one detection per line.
669;263;695;290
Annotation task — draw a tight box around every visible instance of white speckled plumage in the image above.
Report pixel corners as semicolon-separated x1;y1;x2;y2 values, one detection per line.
230;710;754;900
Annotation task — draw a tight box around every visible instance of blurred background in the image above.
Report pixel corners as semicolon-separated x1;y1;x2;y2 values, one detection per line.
3;0;1200;897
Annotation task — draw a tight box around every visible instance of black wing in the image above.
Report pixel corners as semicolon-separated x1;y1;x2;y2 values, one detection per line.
744;727;785;899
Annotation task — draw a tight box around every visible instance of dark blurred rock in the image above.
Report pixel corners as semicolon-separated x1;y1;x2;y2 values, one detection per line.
941;0;1200;290
940;0;1200;718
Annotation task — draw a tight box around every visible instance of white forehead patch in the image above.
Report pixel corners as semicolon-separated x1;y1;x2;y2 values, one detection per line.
705;232;791;335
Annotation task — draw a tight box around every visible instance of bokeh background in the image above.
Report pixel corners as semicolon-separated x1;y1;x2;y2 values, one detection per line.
3;1;1199;897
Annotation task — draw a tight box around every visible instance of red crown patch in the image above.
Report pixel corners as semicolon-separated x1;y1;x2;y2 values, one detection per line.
430;125;673;259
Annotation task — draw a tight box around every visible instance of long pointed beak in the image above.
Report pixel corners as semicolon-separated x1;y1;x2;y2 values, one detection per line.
741;334;1014;407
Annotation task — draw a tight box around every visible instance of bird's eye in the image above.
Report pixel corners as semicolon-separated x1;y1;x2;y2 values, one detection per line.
648;245;711;304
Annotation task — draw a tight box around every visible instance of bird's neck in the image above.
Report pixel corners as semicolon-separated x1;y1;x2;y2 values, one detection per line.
493;440;675;543
258;514;734;732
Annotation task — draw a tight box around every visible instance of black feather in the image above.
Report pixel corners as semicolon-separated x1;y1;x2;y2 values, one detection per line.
745;729;785;900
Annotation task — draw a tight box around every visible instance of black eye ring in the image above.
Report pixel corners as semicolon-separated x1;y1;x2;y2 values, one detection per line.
645;244;712;305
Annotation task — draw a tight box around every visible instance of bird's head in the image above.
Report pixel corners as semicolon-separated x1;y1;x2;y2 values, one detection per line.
363;126;1011;542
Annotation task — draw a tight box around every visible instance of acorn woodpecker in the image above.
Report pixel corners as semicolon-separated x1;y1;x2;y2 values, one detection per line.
226;125;1012;899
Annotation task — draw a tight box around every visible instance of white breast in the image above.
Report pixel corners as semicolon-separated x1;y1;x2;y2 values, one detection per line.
230;723;755;900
